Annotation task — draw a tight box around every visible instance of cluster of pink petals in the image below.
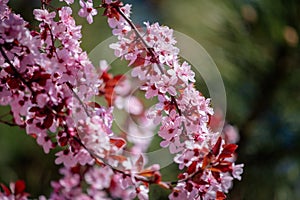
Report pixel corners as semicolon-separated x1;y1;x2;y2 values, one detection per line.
0;0;243;199
78;0;98;24
103;0;244;199
0;1;101;170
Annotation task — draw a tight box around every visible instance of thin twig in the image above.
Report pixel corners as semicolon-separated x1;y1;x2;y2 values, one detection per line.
65;82;91;117
114;5;185;118
115;6;164;74
0;45;35;94
0;119;17;126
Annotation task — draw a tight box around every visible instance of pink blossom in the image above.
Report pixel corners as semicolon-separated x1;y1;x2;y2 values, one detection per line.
223;124;240;144
137;185;149;200
0;12;26;43
59;6;75;27
78;0;97;24
55;150;77;167
155;72;178;96
77;116;111;158
33;9;56;24
59;0;74;5
74;148;94;165
85;166;114;190
36;131;53;154
0;0;9;17
232;164;244;180
221;174;234;193
160;110;181;134
174;61;195;85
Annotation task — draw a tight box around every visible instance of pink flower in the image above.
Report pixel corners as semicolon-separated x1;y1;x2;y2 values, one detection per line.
85;166;114;190
174;61;195;85
55;150;77;167
223;124;240;144
77;116;111;158
59;6;75;26
221;175;233;193
36;131;53;154
232;164;244;181
59;0;74;5
155;71;178;96
137;185;149;200
33;9;56;24
0;12;26;43
78;0;97;24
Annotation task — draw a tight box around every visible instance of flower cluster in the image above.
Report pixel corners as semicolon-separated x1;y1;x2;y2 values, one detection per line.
0;180;29;200
102;0;244;199
0;0;243;199
0;1;99;164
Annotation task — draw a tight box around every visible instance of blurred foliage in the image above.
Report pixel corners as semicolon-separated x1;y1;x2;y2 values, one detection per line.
1;0;300;199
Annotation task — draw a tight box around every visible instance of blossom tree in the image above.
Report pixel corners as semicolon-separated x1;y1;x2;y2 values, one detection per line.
0;0;243;199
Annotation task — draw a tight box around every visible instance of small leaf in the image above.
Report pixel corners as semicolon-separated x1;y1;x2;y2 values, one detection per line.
212;161;232;173
219;144;238;159
0;183;11;196
110;155;127;162
87;102;101;108
110;137;126;149
202;153;212;169
212;137;222;156
43;114;54;129
187;161;197;174
14;180;26;194
216;191;226;200
29;107;39;112
7;78;20;89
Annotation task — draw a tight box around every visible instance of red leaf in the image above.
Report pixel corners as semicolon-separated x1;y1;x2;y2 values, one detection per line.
110;137;126;149
41;29;48;41
177;173;185;180
202;153;213;169
87;102;101;108
0;183;11;195
219;144;238;159
191;171;205;185
106;75;123;87
7;78;20;89
216;191;226;200
212;171;221;182
59;136;68;147
109;155;127;162
4;66;14;74
212;161;232;173
158;181;169;189
14;180;26;194
43;114;54;129
132;54;145;67
100;71;112;82
37;74;51;86
29;107;40;113
187;161;197;175
101;74;125;106
138;169;154;177
212;137;222;156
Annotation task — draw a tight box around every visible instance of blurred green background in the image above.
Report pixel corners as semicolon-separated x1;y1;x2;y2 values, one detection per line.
1;0;300;199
